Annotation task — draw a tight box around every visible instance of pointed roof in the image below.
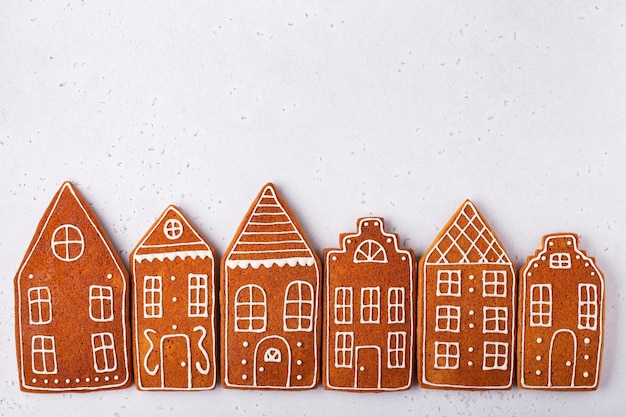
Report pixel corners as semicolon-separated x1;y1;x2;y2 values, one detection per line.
424;200;511;265
133;205;213;263
225;183;316;269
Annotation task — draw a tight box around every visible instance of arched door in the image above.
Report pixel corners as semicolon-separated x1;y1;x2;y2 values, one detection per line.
254;336;291;388
549;329;577;387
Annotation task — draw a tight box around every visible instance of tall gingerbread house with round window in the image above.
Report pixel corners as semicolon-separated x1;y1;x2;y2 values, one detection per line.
14;182;131;392
518;233;604;390
221;183;321;389
324;217;415;392
418;200;515;389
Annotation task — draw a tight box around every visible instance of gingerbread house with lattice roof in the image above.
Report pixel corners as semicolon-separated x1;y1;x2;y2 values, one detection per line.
221;183;321;389
418;200;515;389
131;205;216;390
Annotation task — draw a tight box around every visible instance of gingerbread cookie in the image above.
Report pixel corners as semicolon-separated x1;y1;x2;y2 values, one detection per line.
130;205;216;390
518;233;604;390
418;200;515;389
14;181;131;392
221;183;321;389
323;217;415;392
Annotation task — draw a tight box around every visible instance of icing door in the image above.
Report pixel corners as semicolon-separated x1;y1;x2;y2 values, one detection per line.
160;335;191;389
355;346;381;389
549;330;577;387
254;336;291;387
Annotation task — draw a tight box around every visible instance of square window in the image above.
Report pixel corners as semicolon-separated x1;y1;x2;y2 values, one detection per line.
483;307;508;333
437;271;461;296
483;271;507;297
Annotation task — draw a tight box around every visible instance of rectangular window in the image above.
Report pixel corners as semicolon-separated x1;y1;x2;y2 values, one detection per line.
91;332;117;373
334;287;353;324
530;284;552;327
143;275;162;318
435;305;461;333
388;331;407;369
483;307;508;333
483;341;508;370
550;253;572;269
434;341;459;369
437;270;461;296
188;273;209;317
89;285;113;322
483;271;507;297
31;335;57;374
28;287;52;325
335;332;354;368
387;287;405;324
360;287;380;323
578;284;598;330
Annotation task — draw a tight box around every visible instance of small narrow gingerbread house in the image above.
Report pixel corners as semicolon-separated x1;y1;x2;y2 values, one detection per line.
131;206;216;390
14;181;131;392
418;200;515;389
221;183;321;389
324;218;415;391
518;233;604;390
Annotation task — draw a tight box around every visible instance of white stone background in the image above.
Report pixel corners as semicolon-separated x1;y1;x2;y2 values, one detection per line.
1;1;625;415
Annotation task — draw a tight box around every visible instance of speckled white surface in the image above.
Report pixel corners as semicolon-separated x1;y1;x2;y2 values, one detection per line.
1;1;625;415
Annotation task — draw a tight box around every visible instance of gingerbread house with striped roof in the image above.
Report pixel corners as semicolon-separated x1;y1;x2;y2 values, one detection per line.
221;183;321;389
418;200;515;389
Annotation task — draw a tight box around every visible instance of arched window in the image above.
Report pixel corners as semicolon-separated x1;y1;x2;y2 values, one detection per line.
51;224;84;262
163;219;183;240
284;281;314;332
353;240;387;263
235;284;266;332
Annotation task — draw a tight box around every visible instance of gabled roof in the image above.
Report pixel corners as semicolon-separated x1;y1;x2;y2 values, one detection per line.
424;200;511;265
133;205;213;263
225;183;316;269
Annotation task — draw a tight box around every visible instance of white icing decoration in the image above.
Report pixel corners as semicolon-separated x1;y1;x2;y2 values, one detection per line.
135;250;213;263
226;257;315;270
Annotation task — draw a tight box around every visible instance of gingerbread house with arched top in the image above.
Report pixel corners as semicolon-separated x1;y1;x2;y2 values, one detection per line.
221;183;321;389
14;182;131;392
131;205;216;390
418;200;515;389
324;217;415;391
518;233;604;390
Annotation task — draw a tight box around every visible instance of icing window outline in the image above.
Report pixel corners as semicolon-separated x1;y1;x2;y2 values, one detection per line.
482;306;508;334
435;305;461;333
436;270;461;297
387;331;407;369
89;285;114;322
264;348;282;363
482;341;508;370
91;332;118;373
334;287;353;324
28;287;52;325
334;331;354;368
31;335;57;374
434;341;460;369
578;283;598;330
360;287;380;324
482;270;507;297
353;239;388;263
283;280;314;332
163;219;183;240
143;275;163;318
50;224;85;262
530;284;552;327
387;287;405;324
235;284;267;332
550;253;571;269
188;273;209;318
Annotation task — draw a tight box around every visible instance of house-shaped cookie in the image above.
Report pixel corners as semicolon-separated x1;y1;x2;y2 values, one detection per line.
130;206;216;390
221;183;321;389
324;218;415;391
418;200;515;389
518;233;604;390
14;181;131;392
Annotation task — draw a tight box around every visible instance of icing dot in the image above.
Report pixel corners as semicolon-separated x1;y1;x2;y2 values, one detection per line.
537;338;543;343
347;239;352;244
536;355;542;361
585;262;590;267
387;238;392;243
469;323;475;329
114;375;119;380
86;378;90;382
32;378;37;383
541;256;546;261
332;256;337;261
297;360;303;365
469;287;474;293
171;276;176;281
65;379;70;384
107;273;112;279
591;272;596;276
536;370;542;376
549;241;554;246
469;275;474;280
172;324;178;330
565;361;572;367
181;362;186;367
296;342;303;347
242;374;248;380
359;366;365;372
259;367;264;372
584;338;590;344
95;377;100;382
576;255;581;259
402;256;406;261
28;274;34;279
44;379;48;384
534;263;538;268
374;222;379;227
243;341;249;347
105;376;110;381
364;222;369;226
468;347;474;352
469;310;475;315
76;378;80;383
583;372;589;378
54;379;59;384
296;375;303;380
242;359;247;365
567;240;572;245
584;355;590;360
468;361;473;366
527;272;532;277
172;297;178;302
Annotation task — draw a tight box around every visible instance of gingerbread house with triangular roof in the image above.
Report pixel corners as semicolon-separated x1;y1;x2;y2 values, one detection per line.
14;182;131;392
418;200;515;389
131;205;216;390
221;183;321;389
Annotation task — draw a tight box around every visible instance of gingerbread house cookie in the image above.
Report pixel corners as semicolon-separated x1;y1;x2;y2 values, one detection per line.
518;233;604;390
130;205;216;390
14;181;131;392
418;200;515;389
323;217;415;392
221;183;321;389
